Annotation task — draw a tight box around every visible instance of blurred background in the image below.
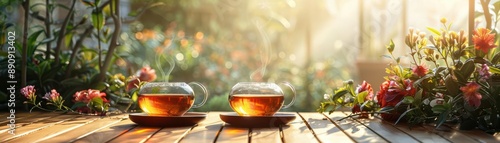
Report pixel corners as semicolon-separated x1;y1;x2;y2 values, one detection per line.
1;0;487;111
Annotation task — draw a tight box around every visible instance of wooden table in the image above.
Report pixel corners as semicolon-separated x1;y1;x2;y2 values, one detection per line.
1;111;500;143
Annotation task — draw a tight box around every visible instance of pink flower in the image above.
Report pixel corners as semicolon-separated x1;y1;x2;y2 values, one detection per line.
137;66;157;82
412;64;429;77
460;82;482;108
73;89;108;103
126;66;157;91
356;81;374;101
21;85;36;100
43;89;61;102
478;64;491;81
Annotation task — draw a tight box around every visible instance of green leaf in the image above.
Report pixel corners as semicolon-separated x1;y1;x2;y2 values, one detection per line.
492;52;500;64
414;89;423;105
387;40;395;53
445;75;460;96
494;1;500;16
37;60;51;76
27;30;45;58
131;91;138;102
382;55;392;59
490;66;500;74
356;91;368;104
435;111;449;129
378;106;394;113
90;96;105;112
91;10;105;30
402;96;414;104
395;108;416;125
427;27;441;36
460;59;475;80
71;102;86;110
432;104;450;113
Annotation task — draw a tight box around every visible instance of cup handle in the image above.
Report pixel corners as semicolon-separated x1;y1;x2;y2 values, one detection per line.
279;82;296;109
188;82;209;108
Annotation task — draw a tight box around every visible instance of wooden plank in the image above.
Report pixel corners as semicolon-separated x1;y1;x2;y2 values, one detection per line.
107;126;162;143
370;116;450;143
215;125;249;143
181;112;224;143
0;114;80;142
251;127;281;143
7;115;101;143
281;112;318;143
443;125;499;143
145;126;193;143
346;112;420;143
0;111;45;125
38;114;128;143
0;112;61;133
298;112;354;143
420;124;482;143
325;112;387;143
73;118;137;143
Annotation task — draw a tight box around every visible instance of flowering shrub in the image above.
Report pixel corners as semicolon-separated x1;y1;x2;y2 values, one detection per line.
72;89;110;115
319;19;500;132
21;86;69;112
20;65;155;115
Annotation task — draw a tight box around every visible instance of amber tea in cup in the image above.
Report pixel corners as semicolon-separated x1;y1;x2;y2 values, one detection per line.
228;82;296;116
138;82;208;116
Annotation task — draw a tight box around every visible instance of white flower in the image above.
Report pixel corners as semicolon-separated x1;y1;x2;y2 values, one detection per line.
323;94;330;100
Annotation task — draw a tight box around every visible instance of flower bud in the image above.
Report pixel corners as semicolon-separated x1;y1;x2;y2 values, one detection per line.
440;18;447;24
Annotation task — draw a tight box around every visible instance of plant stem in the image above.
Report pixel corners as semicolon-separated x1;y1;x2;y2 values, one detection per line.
65;26;94;78
98;0;121;82
54;0;76;65
21;0;30;88
481;0;492;29
95;4;103;68
45;0;51;60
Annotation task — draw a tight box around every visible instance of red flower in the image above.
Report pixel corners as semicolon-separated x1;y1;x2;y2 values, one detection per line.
376;79;416;121
73;89;108;103
472;28;497;54
460;82;482;108
356;81;374;101
412;64;429;77
377;80;415;107
376;81;391;107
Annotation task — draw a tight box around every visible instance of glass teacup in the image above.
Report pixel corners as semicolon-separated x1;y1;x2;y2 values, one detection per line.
138;82;208;116
228;82;296;116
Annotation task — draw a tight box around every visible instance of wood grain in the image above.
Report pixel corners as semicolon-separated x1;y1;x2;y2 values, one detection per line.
347;114;420;143
0;114;79;142
299;112;354;143
251;127;281;143
0;112;60;133
215;125;249;143
7;116;99;143
34;114;127;143
73;118;136;143
325;112;387;143
181;112;224;143
281;112;318;143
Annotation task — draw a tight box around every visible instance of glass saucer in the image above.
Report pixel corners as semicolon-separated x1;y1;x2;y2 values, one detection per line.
129;112;206;127
219;112;296;128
